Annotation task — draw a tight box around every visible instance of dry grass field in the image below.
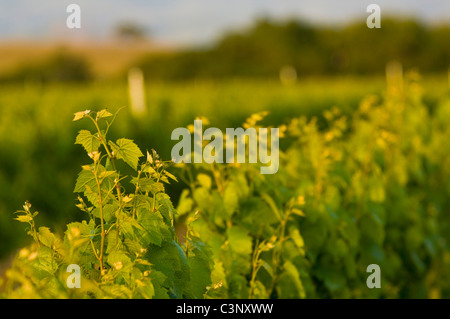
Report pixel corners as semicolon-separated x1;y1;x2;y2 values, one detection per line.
0;40;172;78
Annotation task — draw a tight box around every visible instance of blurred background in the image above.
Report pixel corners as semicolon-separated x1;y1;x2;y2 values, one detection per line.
0;0;449;280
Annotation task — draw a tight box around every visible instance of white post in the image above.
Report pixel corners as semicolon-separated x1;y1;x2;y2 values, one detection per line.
128;67;146;115
385;61;403;94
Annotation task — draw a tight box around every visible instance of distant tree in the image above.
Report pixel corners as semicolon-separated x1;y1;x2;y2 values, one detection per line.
135;17;450;80
0;49;92;83
115;22;148;43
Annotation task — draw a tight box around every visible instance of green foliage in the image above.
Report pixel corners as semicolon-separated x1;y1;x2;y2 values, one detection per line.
137;18;450;81
1;74;450;299
1;108;211;298
0;50;92;84
1;78;390;260
174;74;450;299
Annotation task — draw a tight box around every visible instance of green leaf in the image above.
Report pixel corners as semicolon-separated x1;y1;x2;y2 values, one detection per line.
239;197;277;237
360;213;384;245
74;169;96;193
250;280;268;298
73;110;89;121
150;270;169;299
136;208;171;246
260;192;282;222
75;130;101;154
37;227;57;248
109;138;144;170
226;226;252;256
187;237;213;298
223;182;240;217
146;240;190;298
123;238;143;256
277;260;305;298
133;177;165;194
227;274;249;298
193;187;213;213
14;214;32;223
142;165;156;175
291;208;306;217
117;211;144;238
176;189;194;216
136;278;155;299
157;193;177;225
260;260;273;277
92;203;118;223
96;109;113;120
197;174;212;189
164;171;178;183
289;227;305;256
98;170;117;180
107;251;131;269
66;220;95;238
74;167;116;206
106;229;124;253
103;284;133;298
74;165;115;192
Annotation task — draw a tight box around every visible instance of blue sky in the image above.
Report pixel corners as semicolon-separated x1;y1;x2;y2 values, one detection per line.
0;0;449;45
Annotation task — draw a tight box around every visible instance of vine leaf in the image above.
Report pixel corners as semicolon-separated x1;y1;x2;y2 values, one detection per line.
75;130;101;154
96;109;113;120
109;138;143;170
73;110;90;121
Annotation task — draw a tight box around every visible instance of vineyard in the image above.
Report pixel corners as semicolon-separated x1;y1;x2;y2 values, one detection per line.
1;72;449;299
